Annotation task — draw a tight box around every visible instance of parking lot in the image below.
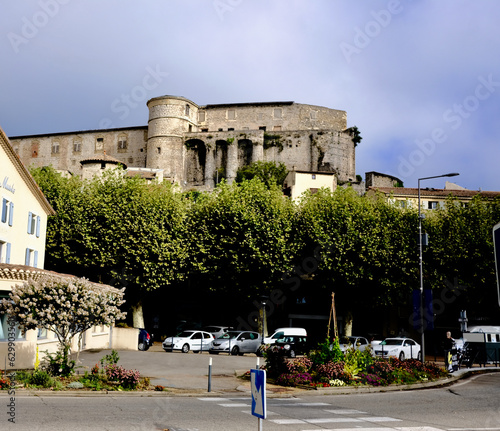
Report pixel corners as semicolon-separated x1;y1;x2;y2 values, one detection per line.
76;343;260;391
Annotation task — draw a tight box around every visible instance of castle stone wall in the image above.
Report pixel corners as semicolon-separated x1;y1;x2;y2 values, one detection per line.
8;96;356;189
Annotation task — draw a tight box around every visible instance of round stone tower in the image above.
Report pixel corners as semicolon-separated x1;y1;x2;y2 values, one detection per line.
146;95;199;185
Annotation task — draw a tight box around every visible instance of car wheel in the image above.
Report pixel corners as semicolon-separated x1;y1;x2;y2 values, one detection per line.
231;346;239;356
211;351;219;355
138;342;146;351
399;351;405;361
181;343;190;353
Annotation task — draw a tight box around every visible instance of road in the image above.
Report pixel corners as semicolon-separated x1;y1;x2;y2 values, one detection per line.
2;372;500;430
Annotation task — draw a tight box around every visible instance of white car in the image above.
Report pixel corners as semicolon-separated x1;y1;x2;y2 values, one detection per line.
338;336;371;352
162;330;215;353
374;337;421;361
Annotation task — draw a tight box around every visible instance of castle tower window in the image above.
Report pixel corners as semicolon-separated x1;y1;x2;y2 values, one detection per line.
188;125;193;132
51;141;60;154
185;104;190;116
157;147;161;154
118;136;127;150
198;111;206;122
227;109;236;120
228;128;234;131
96;137;104;151
73;139;82;153
259;126;266;131
310;111;318;120
274;108;282;119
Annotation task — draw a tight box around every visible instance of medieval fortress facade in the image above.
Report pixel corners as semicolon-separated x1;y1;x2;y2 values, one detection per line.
9;95;357;189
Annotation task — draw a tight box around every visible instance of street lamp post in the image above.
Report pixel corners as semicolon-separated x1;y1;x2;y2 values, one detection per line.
418;173;459;362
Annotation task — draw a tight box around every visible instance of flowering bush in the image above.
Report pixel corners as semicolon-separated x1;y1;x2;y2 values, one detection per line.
315;361;346;381
358;373;386;386
0;276;126;373
329;379;346;387
0;371;11;390
105;364;140;389
284;357;313;374
276;373;312;387
91;364;100;377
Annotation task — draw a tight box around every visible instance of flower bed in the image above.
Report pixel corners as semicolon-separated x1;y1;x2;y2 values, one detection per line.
263;339;448;389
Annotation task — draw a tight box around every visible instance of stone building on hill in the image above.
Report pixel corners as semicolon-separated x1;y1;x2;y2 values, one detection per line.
9;96;359;190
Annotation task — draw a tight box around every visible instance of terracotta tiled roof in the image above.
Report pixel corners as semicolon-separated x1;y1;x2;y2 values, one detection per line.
0;263;121;293
368;187;500;199
80;152;127;168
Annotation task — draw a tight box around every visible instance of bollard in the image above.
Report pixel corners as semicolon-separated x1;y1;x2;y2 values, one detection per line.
208;357;212;392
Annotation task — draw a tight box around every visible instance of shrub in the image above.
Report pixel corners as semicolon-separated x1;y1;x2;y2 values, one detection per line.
42;349;76;377
29;370;54;388
0;371;10;390
358;373;386;386
105;364;140;389
263;346;289;378
284;357;313;374
276;373;312;387
309;338;344;366
102;350;120;366
315;361;346;382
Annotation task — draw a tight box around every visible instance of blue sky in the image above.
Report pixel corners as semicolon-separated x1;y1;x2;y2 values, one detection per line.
1;0;499;191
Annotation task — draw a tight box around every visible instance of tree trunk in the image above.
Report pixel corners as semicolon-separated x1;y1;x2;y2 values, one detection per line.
131;300;145;328
344;311;353;336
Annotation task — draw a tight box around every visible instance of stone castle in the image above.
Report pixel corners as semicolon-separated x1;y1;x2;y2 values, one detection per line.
9;95;358;189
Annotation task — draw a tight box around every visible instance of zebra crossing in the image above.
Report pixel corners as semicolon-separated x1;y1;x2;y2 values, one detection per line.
198;397;446;430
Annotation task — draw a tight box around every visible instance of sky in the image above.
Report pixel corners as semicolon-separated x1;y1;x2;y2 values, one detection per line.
1;0;499;191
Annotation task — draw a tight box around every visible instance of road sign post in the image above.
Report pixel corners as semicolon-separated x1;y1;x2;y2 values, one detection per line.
251;368;266;430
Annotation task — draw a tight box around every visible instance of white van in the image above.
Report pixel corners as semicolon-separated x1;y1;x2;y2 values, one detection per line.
263;327;307;345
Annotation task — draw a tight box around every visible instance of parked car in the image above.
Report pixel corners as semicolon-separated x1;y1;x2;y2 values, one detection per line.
338;336;370;353
202;325;231;339
162;330;215;353
374;337;421;360
138;329;154;351
209;331;262;356
263;327;307;345
273;335;309;358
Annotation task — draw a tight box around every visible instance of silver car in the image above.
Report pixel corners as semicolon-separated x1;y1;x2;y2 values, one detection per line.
209;331;262;356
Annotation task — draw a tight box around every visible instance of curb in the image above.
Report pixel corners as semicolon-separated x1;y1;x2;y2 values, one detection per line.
5;367;500;398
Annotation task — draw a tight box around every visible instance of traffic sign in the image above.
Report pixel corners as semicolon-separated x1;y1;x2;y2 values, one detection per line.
251;368;266;420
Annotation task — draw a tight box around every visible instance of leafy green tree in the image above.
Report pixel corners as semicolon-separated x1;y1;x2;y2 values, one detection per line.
31;167;189;327
424;195;500;319
236;161;288;188
293;187;419;331
186;179;297;306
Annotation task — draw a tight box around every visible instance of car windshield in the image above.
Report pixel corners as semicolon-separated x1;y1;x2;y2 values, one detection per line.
177;331;196;338
218;331;240;340
381;339;403;346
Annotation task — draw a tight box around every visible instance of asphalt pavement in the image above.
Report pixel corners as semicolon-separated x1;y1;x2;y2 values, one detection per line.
47;343;500;397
